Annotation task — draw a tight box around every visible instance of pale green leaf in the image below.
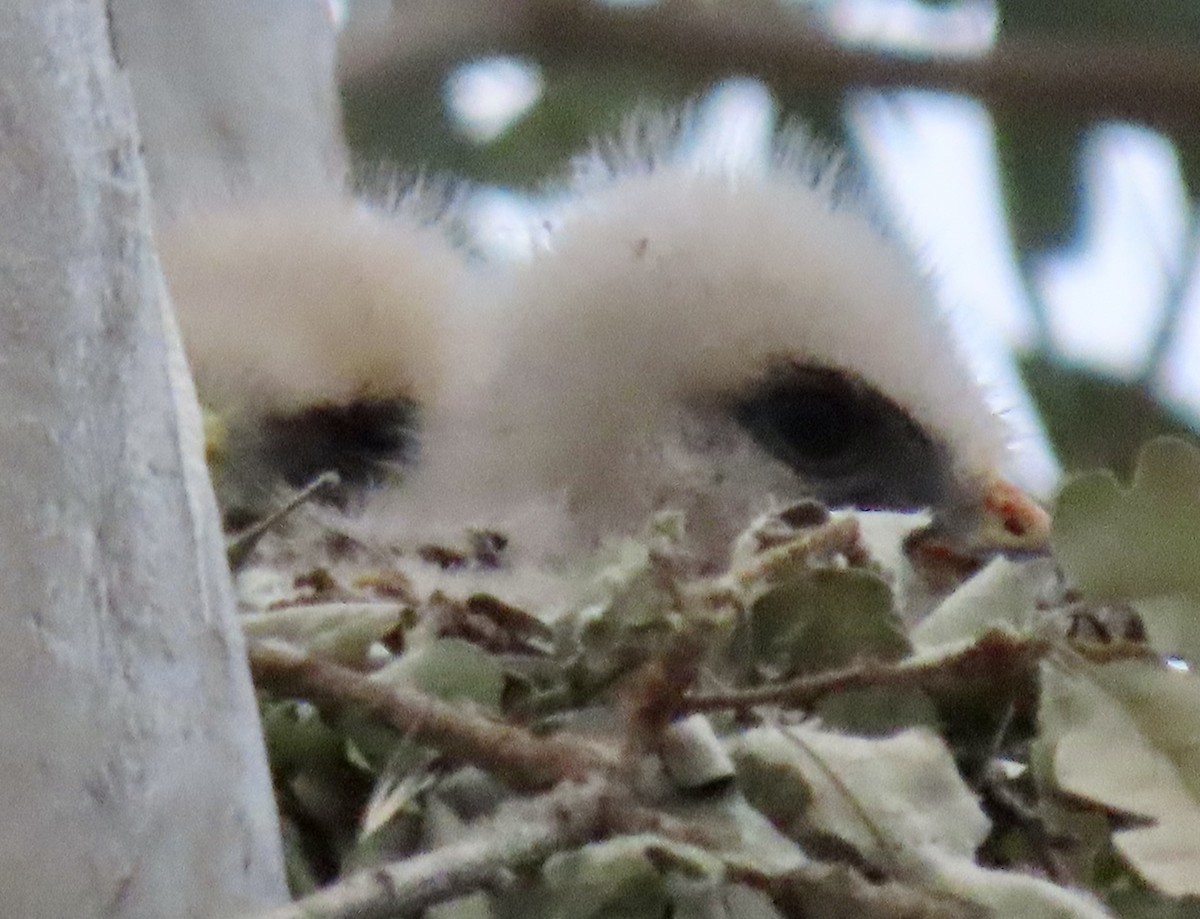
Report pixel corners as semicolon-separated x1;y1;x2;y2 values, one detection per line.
668;792;809;878
721;885;786;919
749;568;906;676
731;725;989;863
427;892;496;919
572;535;670;631
920;849;1113;919
1106;887;1200;918
911;558;1056;653
241;602;405;666
372;638;505;714
1040;657;1200;897
260;700;345;773
1052;437;1200;661
537;834;721;919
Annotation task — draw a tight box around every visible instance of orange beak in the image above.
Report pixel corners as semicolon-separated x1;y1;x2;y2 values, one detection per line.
904;476;1052;588
976;476;1053;554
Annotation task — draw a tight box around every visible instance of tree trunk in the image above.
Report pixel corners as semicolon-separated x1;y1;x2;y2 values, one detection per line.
0;2;288;916
109;0;347;219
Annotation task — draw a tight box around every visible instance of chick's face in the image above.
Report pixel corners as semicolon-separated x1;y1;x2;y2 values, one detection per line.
475;164;1014;557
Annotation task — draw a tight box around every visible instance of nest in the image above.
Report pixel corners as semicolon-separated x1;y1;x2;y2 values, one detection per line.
238;438;1200;919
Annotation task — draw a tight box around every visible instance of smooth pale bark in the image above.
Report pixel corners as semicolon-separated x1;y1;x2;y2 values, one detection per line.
110;0;346;218
0;2;287;916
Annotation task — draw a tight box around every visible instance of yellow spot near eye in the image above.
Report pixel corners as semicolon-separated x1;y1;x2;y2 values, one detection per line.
202;407;228;468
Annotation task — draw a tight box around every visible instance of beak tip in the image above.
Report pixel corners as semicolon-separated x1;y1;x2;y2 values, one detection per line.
905;477;1052;588
981;477;1053;550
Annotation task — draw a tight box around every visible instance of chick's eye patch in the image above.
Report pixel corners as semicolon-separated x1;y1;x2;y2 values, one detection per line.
728;362;951;511
262;397;420;494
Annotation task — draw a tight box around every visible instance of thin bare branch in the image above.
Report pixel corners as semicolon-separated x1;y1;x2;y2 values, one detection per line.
226;471;341;570
683;631;1053;714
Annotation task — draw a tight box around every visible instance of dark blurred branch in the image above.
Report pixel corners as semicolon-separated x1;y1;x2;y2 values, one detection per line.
340;0;1200;132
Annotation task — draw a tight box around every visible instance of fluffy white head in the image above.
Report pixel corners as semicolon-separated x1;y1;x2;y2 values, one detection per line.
159;194;481;516
422;124;1010;556
159;197;461;418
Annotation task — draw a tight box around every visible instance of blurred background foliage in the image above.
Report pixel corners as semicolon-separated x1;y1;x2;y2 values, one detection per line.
335;0;1200;484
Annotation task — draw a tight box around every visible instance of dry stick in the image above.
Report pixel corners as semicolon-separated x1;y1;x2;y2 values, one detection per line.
255;779;615;919
249;641;619;789
682;631;1055;714
727;516;865;593
341;0;1200;132
226;471;341;570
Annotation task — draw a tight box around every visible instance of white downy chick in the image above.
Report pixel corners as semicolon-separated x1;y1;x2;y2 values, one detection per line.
421;117;1049;567
159;195;468;521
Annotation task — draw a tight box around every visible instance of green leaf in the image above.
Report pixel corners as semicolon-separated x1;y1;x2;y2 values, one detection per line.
732;725;990;863
241;602;405;666
1052;436;1200;660
428;892;496;919
748;568;933;733
534;835;721;919
334;639;507;776
667;792;808;878
749;568;906;676
911;558;1054;653
260;700;346;773
921;849;1113;919
1106;887;1200;918
1026;738;1117;893
733;724;1110;917
555;526;696;701
1039;657;1200;897
574;537;670;634
280;814;322;898
373;638;506;714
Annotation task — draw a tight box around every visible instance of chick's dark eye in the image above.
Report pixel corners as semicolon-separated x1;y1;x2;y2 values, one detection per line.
729;363;951;511
732;367;874;472
263;397;419;494
750;384;860;465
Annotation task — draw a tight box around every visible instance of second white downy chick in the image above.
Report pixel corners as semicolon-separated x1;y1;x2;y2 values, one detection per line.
159;195;468;522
